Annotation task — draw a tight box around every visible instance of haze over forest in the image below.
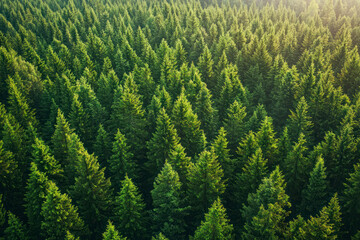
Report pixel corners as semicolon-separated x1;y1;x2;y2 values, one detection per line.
1;0;360;239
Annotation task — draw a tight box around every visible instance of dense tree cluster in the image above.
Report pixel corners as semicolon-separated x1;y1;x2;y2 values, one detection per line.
0;0;360;239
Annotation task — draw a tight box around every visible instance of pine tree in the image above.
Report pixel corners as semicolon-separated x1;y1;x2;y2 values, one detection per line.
65;231;80;240
152;233;169;240
255;117;278;168
187;149;225;220
172;91;206;157
110;78;147;160
343;163;360;234
192;198;233;240
242;167;291;231
284;133;310;205
236;131;260;169
0;140;16;189
300;156;329;217
194;83;218;140
102;221;126;240
25;162;50;237
70;150;112;238
211;127;233;181
114;176;145;239
147;107;180;176
236;148;268;207
109;129;136;191
41;181;87;240
93;124;112;167
320;193;342;239
32;137;63;182
51;110;73;169
287;96;313;143
198;45;215;90
167;143;191;185
338;47;360;99
151;162;187;239
223;100;247;155
4;212;28;240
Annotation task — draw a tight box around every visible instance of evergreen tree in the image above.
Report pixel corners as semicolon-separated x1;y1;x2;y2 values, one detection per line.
167;143;191;185
187;149;225;221
343;163;360;234
102;221;126;240
236;131;260;170
152;233;169;240
287;96;313;143
0;140;16;189
192;198;233;240
223;100;247;155
65;231;80;240
198;45;215;90
151;162;187;239
109;129;136;191
147;108;180;178
41;181;87;240
284;133;310;205
70;150;112;238
211;127;233;181
172;91;206;157
320;193;342;239
300;156;329;217
255;117;278;168
93;124;112;167
25;163;50;237
4;212;28;240
114;175;145;239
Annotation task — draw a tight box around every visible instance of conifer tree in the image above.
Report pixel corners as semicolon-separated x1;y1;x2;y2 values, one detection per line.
194;83;218;140
152;233;169;240
32;137;63;182
65;231;80;240
70;150;112;238
102;221;126;240
198;45;215;90
41;181;87;240
187;149;225;220
109;129;136;191
4;212;28;240
25;163;50;237
255;116;278;168
287;96;313;143
172;91;206;157
151;162;187;239
223;100;247;155
338;47;360;98
0;140;16;188
236;131;260;169
343;163;360;234
320;193;342;239
300;156;329;217
236;148;268;207
242;167;291;231
114;175;145;239
147;108;180;178
93;124;112;167
211;127;233;181
284;133;310;205
192;198;233;240
167;143;191;184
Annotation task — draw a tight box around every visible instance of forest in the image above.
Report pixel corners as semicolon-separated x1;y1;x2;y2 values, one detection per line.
0;0;360;239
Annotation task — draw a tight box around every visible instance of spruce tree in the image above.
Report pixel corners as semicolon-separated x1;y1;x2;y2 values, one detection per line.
211;127;233;181
4;212;28;240
93;124;112;167
147;108;180;178
172;91;206;157
300;156;329;217
198;45;215;90
0;140;16;188
236;131;260;170
167;143;191;185
114;175;145;239
70;150;112;238
109;129;136;191
320;193;342;239
151;162;187;239
187;149;225;221
102;221;126;240
152;233;169;240
192;198;233;240
41;181;87;240
223;100;247;155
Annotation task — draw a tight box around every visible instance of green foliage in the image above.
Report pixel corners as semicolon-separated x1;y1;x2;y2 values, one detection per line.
4;212;28;240
151;162;187;239
114;176;145;239
41;181;87;240
102;221;126;240
109;129;136;191
192;198;233;240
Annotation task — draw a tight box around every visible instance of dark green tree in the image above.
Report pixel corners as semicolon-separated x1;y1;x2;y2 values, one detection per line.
211;127;233;181
198;45;215;90
151;162;187;239
172;91;206;157
109;129;136;191
4;212;28;240
255;117;278;168
114;175;145;239
192;198;233;240
41;181;87;240
93;124;112;167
